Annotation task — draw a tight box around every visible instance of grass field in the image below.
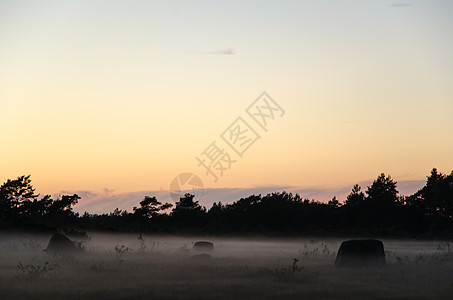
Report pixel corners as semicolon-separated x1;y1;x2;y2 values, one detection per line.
1;233;452;299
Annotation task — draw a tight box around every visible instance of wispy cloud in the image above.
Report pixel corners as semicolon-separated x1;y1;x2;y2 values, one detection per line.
208;48;235;55
56;188;115;208
72;180;426;215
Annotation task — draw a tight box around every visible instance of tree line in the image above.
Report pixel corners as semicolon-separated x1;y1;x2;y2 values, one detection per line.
1;168;453;237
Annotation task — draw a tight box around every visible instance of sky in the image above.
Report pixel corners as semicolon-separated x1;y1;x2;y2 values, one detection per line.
1;0;452;213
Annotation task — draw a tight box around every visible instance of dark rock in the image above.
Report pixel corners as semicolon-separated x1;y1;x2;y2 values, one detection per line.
45;233;82;255
193;241;214;252
335;239;385;267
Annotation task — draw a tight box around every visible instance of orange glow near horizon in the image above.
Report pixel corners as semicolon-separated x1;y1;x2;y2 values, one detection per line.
1;1;453;200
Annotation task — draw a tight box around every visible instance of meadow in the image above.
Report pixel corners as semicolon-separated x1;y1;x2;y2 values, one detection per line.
1;233;452;299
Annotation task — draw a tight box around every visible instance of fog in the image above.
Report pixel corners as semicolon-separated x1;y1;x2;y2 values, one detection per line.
1;233;452;299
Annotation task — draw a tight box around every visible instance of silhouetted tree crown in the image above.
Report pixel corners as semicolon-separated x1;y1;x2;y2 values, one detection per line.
0;175;79;230
365;173;399;206
345;184;364;207
406;168;453;219
0;175;38;213
171;193;204;215
2;169;453;236
133;196;172;218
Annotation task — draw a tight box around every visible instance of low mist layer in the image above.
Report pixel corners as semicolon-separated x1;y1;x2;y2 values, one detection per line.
1;233;452;299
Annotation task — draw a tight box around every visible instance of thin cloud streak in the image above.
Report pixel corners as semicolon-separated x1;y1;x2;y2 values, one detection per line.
56;188;115;209
73;180;426;215
209;48;235;55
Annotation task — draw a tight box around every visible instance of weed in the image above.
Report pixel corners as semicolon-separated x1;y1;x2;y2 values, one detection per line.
150;241;159;253
299;244;309;257
138;234;146;252
321;243;330;256
17;261;59;277
275;258;304;276
291;258;303;274
271;258;308;282
299;243;331;258
115;245;131;255
437;242;451;252
114;245;131;266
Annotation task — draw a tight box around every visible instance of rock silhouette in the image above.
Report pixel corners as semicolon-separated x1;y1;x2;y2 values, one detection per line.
335;239;385;267
193;241;214;252
45;233;82;255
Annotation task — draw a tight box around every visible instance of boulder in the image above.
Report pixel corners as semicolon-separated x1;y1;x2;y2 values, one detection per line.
193;241;214;252
45;233;82;255
335;239;385;267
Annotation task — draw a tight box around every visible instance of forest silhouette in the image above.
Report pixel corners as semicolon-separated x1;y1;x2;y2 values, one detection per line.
1;168;453;237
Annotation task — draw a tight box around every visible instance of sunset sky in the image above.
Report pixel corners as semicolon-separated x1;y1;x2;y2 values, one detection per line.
1;0;452;212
